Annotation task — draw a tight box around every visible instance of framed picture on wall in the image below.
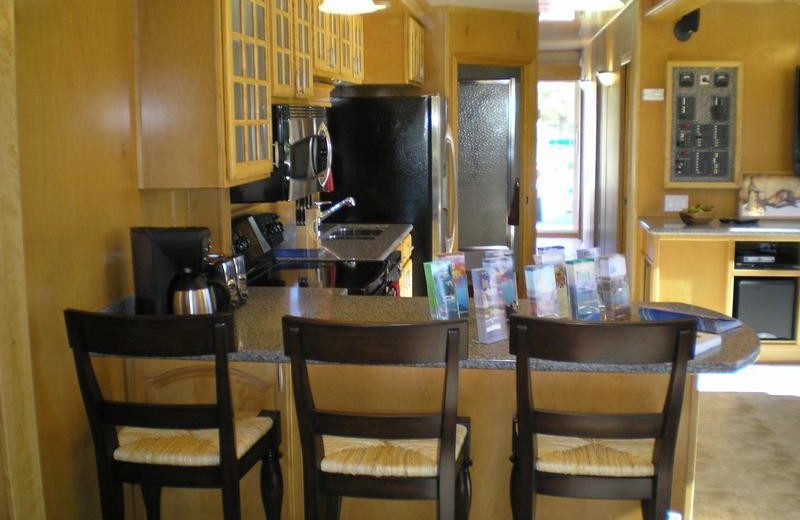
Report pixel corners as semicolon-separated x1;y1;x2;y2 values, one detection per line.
664;61;743;189
740;174;800;219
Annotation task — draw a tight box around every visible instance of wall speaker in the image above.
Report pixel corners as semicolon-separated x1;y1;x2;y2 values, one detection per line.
674;9;700;41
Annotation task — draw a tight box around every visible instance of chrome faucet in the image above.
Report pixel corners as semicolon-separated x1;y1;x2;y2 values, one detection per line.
314;197;356;237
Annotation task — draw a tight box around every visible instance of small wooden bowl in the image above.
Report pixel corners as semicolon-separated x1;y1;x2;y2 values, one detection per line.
679;210;715;225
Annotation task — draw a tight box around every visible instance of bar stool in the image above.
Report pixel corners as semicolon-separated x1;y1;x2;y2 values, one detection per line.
64;310;283;520
282;316;473;520
508;315;696;520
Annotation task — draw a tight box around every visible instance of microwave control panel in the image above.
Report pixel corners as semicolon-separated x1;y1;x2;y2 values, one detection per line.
668;63;740;185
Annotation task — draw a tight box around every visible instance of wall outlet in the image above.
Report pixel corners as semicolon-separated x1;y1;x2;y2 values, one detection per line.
665;194;689;212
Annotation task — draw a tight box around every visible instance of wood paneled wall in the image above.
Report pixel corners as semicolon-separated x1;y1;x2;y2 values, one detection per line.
13;1;227;517
0;0;46;517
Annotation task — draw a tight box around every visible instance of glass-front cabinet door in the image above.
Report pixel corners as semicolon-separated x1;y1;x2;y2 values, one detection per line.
294;0;313;97
407;16;424;85
339;15;353;78
226;0;273;182
312;0;330;75
271;0;293;96
353;15;364;82
328;13;340;74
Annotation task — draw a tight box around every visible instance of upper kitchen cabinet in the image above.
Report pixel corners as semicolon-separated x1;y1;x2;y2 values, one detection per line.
271;0;314;99
311;2;362;85
363;10;424;86
138;0;273;189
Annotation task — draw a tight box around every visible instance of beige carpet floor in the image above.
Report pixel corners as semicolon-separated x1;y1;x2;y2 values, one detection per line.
694;391;800;519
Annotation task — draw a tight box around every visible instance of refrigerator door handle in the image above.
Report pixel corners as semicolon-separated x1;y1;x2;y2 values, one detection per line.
445;128;458;253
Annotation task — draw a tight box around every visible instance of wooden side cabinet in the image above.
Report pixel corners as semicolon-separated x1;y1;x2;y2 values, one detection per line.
363;10;424;86
138;0;273;188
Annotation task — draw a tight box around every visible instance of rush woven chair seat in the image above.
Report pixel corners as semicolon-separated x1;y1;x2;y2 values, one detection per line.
282;316;473;520
64;310;283;520
509;314;696;520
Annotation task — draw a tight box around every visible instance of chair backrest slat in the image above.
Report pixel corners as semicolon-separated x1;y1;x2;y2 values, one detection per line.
282;316;468;365
532;410;664;439
65;309;235;357
99;402;219;429
313;411;442;439
510;317;693;365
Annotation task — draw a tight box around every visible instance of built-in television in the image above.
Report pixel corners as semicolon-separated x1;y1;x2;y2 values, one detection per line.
794;66;800;174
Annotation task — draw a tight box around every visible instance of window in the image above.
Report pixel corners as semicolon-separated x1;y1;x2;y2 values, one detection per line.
536;81;581;235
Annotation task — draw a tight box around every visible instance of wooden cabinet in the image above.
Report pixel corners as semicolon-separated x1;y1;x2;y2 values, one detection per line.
312;2;339;78
396;233;413;297
353;15;365;82
339;15;354;78
138;0;273;188
270;0;313;99
363;11;424;86
407;15;425;84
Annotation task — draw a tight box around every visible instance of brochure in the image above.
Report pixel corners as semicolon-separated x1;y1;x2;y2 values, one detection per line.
597;254;631;320
471;267;508;343
524;264;560;317
565;258;602;321
533;250;571;318
423;260;459;320
577;247;601;259
482;255;518;311
436;253;469;318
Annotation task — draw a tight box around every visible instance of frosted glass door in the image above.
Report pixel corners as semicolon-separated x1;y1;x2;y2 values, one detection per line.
457;79;515;248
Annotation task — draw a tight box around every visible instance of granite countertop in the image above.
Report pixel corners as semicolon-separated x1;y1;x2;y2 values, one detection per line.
640;217;800;237
232;287;760;373
273;223;412;262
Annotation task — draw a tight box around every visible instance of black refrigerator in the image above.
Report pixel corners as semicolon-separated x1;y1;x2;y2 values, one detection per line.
325;95;457;296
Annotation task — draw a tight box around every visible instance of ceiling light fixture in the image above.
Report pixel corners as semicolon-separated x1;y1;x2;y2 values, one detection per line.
596;71;617;86
318;0;386;15
565;0;624;12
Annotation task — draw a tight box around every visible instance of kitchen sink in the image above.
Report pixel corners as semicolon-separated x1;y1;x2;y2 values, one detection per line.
321;225;387;240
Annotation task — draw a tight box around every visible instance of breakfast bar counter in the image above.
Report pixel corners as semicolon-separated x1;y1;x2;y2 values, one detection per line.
234;287;760;372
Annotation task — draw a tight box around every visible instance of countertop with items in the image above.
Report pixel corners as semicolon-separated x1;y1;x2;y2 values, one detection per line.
231;287;760;373
273;223;412;262
640;217;800;236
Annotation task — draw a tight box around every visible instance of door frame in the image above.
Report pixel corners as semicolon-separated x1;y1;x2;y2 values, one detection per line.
0;1;47;517
449;52;537;287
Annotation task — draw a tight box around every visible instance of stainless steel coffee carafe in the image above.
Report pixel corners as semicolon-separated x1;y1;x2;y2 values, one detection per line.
170;268;217;315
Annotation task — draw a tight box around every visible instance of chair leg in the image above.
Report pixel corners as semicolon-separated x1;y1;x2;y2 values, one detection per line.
261;444;283;520
510;427;518;520
98;477;124;520
324;494;341;520
455;455;473;520
221;480;242;520
512;427;534;520
141;486;161;520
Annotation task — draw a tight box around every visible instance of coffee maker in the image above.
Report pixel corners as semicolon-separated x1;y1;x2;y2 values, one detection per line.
130;227;211;314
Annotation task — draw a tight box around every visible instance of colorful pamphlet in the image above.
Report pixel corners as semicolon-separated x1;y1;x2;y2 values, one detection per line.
436;253;469;318
423;260;460;320
577;247;601;259
533;250;571;318
565;258;602;321
524;264;560;317
471;267;508;343
482;255;518;311
597;254;631;320
537;245;565;254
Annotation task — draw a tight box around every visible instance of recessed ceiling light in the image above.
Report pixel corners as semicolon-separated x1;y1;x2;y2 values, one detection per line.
566;0;624;12
318;0;387;15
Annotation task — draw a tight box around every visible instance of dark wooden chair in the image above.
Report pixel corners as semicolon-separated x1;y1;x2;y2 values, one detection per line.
509;315;697;520
282;315;473;520
64;309;283;520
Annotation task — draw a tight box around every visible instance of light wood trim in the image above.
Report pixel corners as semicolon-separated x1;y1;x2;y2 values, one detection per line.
538;62;580;81
733;269;800;278
643;0;713;21
0;1;47;517
664;61;743;189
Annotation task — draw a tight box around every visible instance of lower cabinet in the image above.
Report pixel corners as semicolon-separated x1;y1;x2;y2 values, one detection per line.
396;233;413;297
